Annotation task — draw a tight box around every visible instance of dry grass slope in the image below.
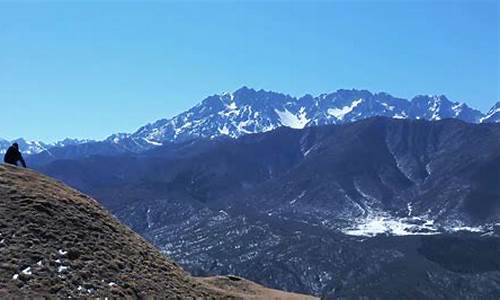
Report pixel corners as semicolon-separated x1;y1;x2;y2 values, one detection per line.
0;164;316;299
0;164;225;298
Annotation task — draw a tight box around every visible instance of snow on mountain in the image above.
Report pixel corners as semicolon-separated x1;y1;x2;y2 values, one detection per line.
327;98;364;120
0;140;11;155
275;107;309;129
0;139;51;155
3;87;495;156
481;102;500;123
129;87;488;145
0;138;90;155
52;138;92;148
408;95;483;122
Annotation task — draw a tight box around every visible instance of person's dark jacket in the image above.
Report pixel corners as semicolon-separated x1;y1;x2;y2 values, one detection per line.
3;146;26;168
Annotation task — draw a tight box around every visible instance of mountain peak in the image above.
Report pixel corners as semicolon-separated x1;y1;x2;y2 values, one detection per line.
231;86;258;99
481;101;500;123
412;94;449;103
234;85;255;93
106;133;131;144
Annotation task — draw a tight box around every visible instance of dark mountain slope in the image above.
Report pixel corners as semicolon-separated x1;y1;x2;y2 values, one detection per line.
34;118;500;297
241;118;500;225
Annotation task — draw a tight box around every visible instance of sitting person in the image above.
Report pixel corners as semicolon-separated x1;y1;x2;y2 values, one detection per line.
3;143;26;168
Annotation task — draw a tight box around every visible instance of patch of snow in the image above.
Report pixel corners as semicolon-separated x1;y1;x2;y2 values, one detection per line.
407;203;413;216
218;125;230;135
261;123;277;133
236;119;254;134
345;193;367;216
290;191;306;205
222;91;235;101
382;102;395;111
303;147;314;157
429;98;442;120
275;108;309;129
58;265;69;273
425;162;432;176
353;181;378;204
221;108;241;117
327;99;363;120
452;103;464;115
343;215;440;237
22;267;32;275
226;102;238;110
451;226;483;232
480;106;500;122
146;208;154;229
143;138;162;146
344;211;489;237
174;122;193;136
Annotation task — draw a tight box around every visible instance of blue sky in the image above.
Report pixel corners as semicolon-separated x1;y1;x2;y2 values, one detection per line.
0;1;498;142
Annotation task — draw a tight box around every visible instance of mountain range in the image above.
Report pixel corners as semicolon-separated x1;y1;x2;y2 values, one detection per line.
2;87;499;157
35;117;500;298
0;138;89;155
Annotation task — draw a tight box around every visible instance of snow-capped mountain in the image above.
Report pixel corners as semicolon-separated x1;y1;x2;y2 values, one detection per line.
7;87;498;159
0;138;51;155
128;87;488;146
0;138;11;154
0;138;90;155
481;101;500;123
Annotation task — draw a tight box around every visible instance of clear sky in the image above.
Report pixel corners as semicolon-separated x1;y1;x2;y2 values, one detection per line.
0;0;498;142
